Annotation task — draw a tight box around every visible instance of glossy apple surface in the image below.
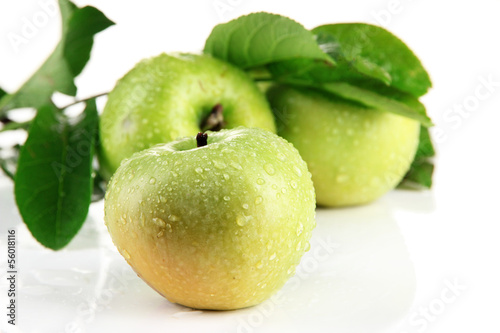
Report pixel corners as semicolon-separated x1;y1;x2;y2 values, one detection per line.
267;85;420;207
104;127;316;310
99;53;276;179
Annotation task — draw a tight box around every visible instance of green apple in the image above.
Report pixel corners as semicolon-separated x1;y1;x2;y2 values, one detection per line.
104;127;316;310
99;53;276;179
267;85;420;207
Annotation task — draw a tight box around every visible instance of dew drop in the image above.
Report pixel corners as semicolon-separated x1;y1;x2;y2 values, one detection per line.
171;171;178;177
149;177;156;184
264;163;275;176
159;195;167;203
230;161;243;170
213;160;227;169
168;215;180;222
223;173;230;180
152;217;166;227
236;214;249;226
281;188;287;194
294;166;302;177
296;222;304;236
290;181;298;189
255;196;263;205
305;242;311;252
166;223;173;233
223;196;231;201
242;204;249;210
277;153;286;161
336;174;349;183
256;261;264;269
256;178;265;185
287;266;294;275
122;250;131;260
157;230;164;238
269;253;276;260
195;167;203;174
296;241;302;251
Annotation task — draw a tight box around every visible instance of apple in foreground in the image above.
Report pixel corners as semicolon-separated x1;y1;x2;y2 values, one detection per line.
267;85;420;207
99;53;276;179
104;127;316;310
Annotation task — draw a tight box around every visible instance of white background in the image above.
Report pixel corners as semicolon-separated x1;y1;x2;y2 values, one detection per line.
0;1;499;332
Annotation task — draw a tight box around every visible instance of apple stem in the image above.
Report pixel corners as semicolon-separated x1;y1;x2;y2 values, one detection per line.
201;103;225;131
196;132;208;147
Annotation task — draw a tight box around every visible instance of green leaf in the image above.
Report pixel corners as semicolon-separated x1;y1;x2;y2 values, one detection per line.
399;126;435;189
311;81;433;127
204;12;332;69
0;88;5;100
312;23;432;97
400;161;434;189
414;125;435;160
0;0;114;115
63;6;115;76
14;101;98;250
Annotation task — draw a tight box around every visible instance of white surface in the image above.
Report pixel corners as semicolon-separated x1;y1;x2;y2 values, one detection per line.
1;1;500;332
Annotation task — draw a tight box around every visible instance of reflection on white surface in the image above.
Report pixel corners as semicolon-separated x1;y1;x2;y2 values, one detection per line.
0;177;424;333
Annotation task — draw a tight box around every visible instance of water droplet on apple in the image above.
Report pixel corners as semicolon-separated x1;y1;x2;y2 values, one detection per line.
149;177;156;184
256;261;264;269
287;266;294;275
223;173;230;180
290;181;298;189
277;153;286;161
269;253;276;260
122;249;131;260
296;222;304;236
304;242;311;252
195;167;203;174
281;188;287;194
256;178;265;185
242;204;249;210
223;196;231;201
213;159;226;169
166;223;172;233
157;230;164;238
159;195;167;203
294;166;302;177
255;196;263;205
336;174;349;183
153;217;166;227
236;214;249;226
171;171;178;177
272;184;278;190
168;215;180;222
276;193;281;199
260;283;267;289
264;163;275;175
296;241;302;251
230;161;243;170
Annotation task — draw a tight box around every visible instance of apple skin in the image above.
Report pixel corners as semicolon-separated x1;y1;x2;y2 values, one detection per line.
99;53;276;179
267;85;420;207
104;127;316;310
